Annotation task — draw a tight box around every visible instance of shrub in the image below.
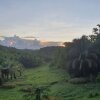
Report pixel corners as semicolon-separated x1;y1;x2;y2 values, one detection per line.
20;86;33;92
88;92;99;98
0;78;3;86
69;78;89;84
2;83;16;89
49;81;58;85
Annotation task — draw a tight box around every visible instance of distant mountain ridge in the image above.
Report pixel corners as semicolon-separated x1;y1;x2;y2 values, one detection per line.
0;35;62;50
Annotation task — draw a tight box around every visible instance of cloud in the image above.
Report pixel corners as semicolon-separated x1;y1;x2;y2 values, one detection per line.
21;36;37;39
0;17;96;42
0;36;5;38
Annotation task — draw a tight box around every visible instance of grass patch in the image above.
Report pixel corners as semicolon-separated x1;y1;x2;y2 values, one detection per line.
0;64;100;100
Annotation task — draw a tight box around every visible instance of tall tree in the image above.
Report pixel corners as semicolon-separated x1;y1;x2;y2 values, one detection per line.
97;24;100;34
89;35;96;43
93;28;98;35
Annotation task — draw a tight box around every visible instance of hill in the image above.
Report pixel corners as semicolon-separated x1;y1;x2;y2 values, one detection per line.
0;44;61;68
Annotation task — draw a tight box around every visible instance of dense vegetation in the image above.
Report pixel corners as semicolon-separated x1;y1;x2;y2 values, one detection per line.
0;45;58;68
1;65;100;100
51;24;100;82
0;45;59;86
1;25;100;100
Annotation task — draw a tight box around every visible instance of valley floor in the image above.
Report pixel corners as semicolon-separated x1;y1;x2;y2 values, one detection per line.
0;64;100;100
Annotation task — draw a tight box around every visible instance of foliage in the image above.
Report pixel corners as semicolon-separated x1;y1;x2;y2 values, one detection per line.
19;55;42;68
0;45;58;69
52;24;100;81
68;51;100;80
23;86;50;100
69;77;89;84
0;65;100;100
2;83;16;89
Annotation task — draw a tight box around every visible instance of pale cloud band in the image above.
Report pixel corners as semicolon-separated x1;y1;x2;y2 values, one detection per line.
0;0;100;42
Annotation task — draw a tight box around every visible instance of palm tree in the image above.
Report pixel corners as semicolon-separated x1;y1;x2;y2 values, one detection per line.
68;51;99;81
97;24;100;34
93;28;98;34
72;58;81;77
89;35;96;43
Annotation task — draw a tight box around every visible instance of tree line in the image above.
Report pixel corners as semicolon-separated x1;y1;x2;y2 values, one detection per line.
51;24;100;82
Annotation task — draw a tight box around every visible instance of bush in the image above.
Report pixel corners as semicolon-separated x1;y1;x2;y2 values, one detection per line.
0;78;3;86
88;92;99;98
20;86;33;92
19;56;42;68
49;81;58;85
2;83;16;89
69;78;89;84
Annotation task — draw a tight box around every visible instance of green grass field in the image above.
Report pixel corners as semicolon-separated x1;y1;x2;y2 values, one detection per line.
0;64;100;100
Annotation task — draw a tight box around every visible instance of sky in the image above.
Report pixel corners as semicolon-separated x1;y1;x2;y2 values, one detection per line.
0;0;100;42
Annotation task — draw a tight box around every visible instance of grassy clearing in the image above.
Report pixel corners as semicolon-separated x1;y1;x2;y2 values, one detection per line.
0;64;100;100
